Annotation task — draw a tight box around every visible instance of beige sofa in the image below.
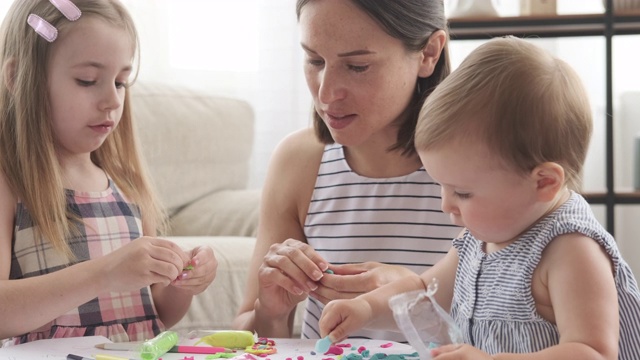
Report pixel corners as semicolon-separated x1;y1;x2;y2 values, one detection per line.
131;81;261;335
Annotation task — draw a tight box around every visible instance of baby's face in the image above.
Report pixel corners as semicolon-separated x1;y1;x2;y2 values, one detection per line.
419;140;542;251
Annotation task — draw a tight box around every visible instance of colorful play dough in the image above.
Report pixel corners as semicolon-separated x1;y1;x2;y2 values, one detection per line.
315;336;332;354
326;345;344;355
245;337;277;355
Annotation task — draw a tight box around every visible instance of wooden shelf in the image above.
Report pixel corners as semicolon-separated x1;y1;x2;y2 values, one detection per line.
615;12;640;34
446;8;640;233
448;13;640;39
583;191;640;204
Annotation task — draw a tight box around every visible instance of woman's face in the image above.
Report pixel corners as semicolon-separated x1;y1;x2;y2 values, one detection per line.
299;0;426;148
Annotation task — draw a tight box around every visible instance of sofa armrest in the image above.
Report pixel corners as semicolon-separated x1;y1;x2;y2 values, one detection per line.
169;189;260;237
166;236;255;334
166;235;305;337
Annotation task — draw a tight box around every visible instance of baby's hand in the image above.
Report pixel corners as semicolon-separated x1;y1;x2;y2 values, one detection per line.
172;245;217;295
318;298;374;343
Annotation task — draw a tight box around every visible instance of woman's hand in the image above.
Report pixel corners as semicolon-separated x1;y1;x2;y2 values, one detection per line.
431;344;493;360
97;236;190;292
311;262;415;304
256;238;329;319
172;245;217;295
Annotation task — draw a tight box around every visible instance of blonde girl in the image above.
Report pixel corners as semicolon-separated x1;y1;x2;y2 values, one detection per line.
0;0;217;344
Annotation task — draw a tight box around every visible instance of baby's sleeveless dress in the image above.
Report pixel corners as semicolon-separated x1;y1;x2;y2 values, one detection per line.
304;144;461;340
9;180;164;345
450;191;640;359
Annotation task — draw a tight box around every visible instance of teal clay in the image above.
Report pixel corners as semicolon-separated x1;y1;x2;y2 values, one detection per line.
315;336;332;354
368;353;420;360
344;354;363;360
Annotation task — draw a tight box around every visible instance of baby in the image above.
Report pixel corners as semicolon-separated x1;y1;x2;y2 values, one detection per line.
317;37;640;360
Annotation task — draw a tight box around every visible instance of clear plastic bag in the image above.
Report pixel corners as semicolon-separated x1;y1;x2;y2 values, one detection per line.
388;278;463;359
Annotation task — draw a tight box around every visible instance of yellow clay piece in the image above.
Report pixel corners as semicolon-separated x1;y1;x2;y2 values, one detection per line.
195;330;255;349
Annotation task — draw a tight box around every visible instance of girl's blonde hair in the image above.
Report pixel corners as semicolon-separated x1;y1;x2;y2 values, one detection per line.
0;0;166;259
415;37;592;191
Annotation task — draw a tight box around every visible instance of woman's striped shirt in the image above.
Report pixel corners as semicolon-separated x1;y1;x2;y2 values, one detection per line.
450;192;640;358
302;144;461;340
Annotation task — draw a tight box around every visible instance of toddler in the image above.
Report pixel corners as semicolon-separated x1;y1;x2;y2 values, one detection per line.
318;37;640;359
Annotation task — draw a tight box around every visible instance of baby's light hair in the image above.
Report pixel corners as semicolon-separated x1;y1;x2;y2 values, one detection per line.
415;36;592;191
0;0;165;259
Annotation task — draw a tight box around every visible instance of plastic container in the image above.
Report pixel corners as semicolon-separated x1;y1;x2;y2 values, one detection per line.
388;279;463;360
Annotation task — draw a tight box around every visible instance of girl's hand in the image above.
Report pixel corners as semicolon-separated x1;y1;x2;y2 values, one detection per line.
318;298;374;343
431;344;493;360
172;245;217;295
256;238;328;319
312;262;415;304
97;236;190;292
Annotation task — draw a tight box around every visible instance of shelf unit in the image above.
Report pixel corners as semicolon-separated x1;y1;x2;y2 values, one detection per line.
447;2;640;235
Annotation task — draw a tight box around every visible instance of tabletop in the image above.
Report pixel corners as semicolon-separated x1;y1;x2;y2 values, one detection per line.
0;335;418;360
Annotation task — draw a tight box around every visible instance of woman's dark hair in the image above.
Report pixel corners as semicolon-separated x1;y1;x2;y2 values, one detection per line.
296;0;450;155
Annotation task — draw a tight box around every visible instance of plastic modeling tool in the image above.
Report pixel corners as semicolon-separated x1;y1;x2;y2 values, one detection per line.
168;345;232;354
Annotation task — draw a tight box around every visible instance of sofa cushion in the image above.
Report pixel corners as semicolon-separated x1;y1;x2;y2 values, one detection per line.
170;189;260;237
131;82;254;214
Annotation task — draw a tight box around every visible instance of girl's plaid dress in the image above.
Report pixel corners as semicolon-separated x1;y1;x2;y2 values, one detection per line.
9;180;164;344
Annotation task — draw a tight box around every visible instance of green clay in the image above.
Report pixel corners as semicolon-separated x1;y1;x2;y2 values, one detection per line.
206;354;237;359
139;331;179;360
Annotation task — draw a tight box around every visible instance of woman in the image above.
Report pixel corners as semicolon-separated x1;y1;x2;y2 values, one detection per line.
234;0;460;340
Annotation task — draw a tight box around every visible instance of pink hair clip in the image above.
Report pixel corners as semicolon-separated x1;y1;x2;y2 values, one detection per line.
49;0;81;21
27;0;81;42
27;14;58;42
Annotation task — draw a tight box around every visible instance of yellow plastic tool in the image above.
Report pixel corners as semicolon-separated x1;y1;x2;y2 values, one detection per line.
195;330;256;349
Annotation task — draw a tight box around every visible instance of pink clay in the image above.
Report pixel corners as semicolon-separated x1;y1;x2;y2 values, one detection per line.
325;345;344;355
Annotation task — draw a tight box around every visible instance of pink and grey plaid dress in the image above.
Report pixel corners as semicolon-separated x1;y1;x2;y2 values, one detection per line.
9;180;165;344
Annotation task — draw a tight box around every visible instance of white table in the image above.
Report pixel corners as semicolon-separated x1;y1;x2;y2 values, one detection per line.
0;336;417;360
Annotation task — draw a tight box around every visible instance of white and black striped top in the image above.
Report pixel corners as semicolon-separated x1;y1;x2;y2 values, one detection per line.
302;144;461;340
451;192;640;358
